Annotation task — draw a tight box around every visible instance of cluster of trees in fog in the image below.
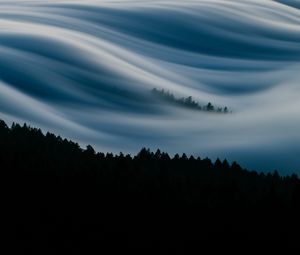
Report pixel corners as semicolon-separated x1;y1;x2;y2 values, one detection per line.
1;119;299;253
152;88;229;113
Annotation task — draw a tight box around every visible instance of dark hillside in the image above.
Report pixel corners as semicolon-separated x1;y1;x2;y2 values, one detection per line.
1;119;299;254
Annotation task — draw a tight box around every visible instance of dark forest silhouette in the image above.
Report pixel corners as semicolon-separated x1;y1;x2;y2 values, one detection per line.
152;88;229;113
1;119;299;254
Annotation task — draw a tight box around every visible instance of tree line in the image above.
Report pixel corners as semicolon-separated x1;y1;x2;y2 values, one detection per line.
152;88;230;113
1;119;299;254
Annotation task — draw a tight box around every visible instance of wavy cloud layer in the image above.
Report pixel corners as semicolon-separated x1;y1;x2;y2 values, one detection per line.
1;0;300;174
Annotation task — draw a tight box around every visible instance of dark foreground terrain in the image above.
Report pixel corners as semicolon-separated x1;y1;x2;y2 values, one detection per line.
1;119;299;254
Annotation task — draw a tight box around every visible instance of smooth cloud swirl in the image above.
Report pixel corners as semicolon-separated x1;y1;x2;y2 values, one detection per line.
1;0;300;174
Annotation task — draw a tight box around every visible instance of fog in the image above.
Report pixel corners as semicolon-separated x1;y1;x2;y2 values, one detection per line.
1;0;300;174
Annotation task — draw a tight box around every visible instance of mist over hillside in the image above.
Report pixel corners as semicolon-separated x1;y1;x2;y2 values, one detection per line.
1;0;300;174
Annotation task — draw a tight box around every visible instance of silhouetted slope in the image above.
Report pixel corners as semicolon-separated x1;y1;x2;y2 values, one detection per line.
1;119;299;254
